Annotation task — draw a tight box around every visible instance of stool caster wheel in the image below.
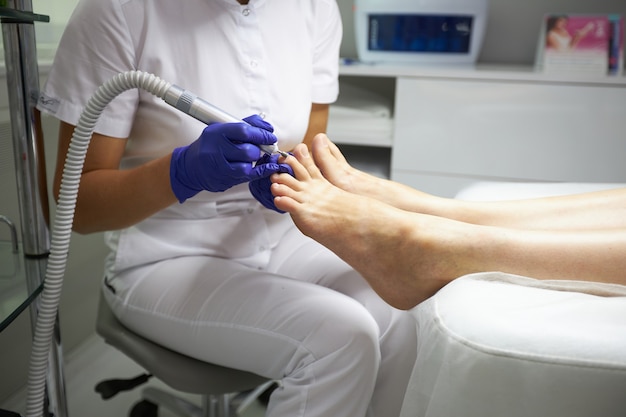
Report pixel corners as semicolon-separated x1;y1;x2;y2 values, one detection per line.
129;400;158;417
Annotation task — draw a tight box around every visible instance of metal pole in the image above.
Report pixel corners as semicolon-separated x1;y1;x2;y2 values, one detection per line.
0;2;67;417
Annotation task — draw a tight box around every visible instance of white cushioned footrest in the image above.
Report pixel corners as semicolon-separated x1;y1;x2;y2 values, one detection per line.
400;272;626;417
454;181;625;201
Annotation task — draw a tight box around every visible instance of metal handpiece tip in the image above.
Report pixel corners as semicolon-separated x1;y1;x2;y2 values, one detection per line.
277;150;289;158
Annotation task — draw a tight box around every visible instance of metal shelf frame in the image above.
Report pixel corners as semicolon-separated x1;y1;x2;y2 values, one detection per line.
1;1;68;416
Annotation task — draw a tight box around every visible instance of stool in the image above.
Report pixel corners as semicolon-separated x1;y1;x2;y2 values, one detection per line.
95;291;274;417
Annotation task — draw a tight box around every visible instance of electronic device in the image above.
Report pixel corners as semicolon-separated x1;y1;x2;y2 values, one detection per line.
354;0;489;65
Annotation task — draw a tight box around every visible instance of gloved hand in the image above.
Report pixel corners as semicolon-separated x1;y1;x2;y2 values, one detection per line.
170;115;278;202
249;153;294;213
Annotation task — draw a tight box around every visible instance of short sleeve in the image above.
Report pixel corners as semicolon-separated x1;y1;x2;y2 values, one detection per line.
311;0;342;104
37;0;139;138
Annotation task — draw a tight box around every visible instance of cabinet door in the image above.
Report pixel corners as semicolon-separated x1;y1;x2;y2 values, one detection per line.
391;77;626;194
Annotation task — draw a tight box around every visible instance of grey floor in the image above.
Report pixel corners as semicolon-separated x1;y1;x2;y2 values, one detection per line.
3;335;267;417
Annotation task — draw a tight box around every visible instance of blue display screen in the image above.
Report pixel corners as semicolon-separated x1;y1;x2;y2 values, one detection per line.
368;14;473;53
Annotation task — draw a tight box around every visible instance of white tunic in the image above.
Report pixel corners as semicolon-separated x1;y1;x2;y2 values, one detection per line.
40;0;341;274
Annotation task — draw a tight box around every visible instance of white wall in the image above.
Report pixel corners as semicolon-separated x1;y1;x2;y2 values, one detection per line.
32;0;79;47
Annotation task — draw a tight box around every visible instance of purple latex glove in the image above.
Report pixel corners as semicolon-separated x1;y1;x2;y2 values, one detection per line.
170;115;278;202
249;153;294;213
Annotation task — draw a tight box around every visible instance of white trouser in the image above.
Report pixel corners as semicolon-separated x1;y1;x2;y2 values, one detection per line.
103;225;417;417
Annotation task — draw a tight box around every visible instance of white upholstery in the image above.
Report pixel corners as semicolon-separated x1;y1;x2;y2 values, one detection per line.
400;182;626;417
455;181;626;201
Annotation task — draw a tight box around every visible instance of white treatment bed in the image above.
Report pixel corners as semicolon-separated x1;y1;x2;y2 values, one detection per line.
399;182;626;417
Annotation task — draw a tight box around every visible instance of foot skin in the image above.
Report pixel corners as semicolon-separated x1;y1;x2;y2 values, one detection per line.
308;134;437;214
271;140;453;309
306;134;388;199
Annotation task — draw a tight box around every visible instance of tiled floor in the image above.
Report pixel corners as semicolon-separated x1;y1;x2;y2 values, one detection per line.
3;335;266;417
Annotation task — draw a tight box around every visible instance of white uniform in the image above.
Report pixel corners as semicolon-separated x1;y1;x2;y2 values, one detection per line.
39;0;417;416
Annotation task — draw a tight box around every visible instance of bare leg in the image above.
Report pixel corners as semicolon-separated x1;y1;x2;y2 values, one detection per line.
272;142;626;309
311;134;626;231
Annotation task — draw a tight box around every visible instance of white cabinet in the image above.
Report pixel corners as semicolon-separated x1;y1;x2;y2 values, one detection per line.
332;64;626;197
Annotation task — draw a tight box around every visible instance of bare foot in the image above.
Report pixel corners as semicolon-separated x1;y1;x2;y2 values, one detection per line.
310;134;436;213
271;143;456;309
308;134;386;197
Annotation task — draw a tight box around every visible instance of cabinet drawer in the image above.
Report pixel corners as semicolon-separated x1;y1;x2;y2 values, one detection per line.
392;77;626;183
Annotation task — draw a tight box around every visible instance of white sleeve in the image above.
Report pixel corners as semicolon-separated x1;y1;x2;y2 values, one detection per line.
37;0;139;138
311;0;342;104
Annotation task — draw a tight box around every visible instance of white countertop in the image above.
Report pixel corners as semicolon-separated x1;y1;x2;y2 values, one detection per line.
340;61;626;86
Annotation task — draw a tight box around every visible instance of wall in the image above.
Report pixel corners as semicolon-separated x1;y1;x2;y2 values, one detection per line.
32;0;79;48
1;0;626;408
